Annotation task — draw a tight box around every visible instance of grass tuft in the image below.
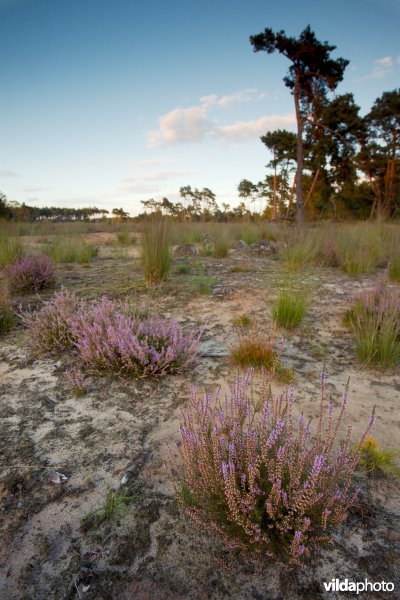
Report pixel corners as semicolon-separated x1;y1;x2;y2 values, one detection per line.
140;216;172;284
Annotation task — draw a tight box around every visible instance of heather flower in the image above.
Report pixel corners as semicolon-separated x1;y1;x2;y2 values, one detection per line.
21;288;83;354
22;290;202;376
169;370;374;567
65;366;89;396
6;255;56;293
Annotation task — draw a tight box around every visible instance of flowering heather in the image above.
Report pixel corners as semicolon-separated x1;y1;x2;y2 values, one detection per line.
70;296;202;376
350;281;400;368
21;288;84;354
170;370;374;567
65;366;89;396
6;255;56;293
23;291;202;376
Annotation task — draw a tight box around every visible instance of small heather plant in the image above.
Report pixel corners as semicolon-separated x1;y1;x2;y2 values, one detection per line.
140;216;172;284
272;277;310;330
0;291;15;333
21;288;84;354
6;255;56;293
357;436;400;478
170;371;374;567
349;282;400;369
65;366;89;396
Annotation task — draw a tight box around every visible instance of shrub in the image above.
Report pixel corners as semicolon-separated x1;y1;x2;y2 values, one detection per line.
358;436;400;478
349;282;400;369
23;292;202;376
140;216;172;284
272;278;309;329
170;371;374;567
0;236;25;268
71;297;202;376
6;255;56;293
21;288;83;353
0;291;15;333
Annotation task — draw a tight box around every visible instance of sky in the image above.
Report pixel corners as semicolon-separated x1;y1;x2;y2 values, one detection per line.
0;0;399;215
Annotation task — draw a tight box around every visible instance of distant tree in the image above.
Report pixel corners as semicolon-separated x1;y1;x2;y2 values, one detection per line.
260;130;297;217
250;25;349;225
0;191;10;219
112;207;129;221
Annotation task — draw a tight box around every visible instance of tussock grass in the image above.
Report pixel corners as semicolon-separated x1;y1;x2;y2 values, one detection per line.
0;236;25;267
230;327;276;369
358;436;400;478
281;237;318;272
82;489;136;529
0;291;15;333
272;277;310;329
140;216;172;284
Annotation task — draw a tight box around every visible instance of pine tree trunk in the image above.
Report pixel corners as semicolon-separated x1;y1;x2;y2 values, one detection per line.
294;75;305;227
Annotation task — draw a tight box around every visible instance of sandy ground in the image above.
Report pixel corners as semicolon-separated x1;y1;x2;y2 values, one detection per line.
1;244;400;599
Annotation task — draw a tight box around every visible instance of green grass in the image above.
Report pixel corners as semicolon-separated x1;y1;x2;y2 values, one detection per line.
358;436;400;478
0;236;25;267
140;216;172;284
239;226;260;245
116;231;136;245
45;238;98;263
352;306;400;369
281;237;318;272
191;264;216;295
175;257;192;274
82;489;136;529
232;314;252;328
213;235;230;258
388;256;400;282
272;278;310;329
0;292;15;333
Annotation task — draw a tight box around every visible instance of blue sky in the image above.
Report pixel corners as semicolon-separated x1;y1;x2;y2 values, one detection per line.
0;0;399;215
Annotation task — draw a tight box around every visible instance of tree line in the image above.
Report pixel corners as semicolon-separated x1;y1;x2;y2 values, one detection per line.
1;26;398;224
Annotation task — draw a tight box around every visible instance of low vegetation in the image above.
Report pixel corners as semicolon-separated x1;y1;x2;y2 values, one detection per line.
349;282;400;369
358;436;400;478
0;291;15;333
6;255;56;293
140;216;172;284
272;277;310;329
171;371;374;567
45;238;98;263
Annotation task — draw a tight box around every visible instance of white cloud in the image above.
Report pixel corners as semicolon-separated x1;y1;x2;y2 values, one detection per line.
363;55;395;79
147;105;213;147
375;56;393;68
147;89;294;148
200;88;260;109
0;168;18;177
215;114;296;143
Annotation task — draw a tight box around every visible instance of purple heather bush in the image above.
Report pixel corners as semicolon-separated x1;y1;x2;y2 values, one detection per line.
21;288;83;354
23;290;202;376
170;370;374;567
6;255;56;293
